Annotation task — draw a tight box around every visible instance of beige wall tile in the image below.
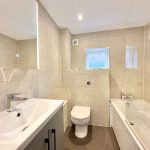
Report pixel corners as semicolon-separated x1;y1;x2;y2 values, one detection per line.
71;85;110;126
144;23;150;102
71;27;144;100
60;27;144;126
18;39;37;69
0;33;18;68
61;28;110;126
37;2;61;99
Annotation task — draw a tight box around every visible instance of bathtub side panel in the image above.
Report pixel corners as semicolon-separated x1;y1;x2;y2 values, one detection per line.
111;106;141;150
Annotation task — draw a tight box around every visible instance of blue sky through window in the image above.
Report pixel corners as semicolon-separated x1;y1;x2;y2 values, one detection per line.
86;48;109;70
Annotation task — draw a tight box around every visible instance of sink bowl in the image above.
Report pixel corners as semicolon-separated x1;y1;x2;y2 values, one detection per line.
0;111;24;140
0;99;64;143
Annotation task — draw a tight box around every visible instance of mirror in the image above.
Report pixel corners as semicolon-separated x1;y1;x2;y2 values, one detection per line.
0;0;37;69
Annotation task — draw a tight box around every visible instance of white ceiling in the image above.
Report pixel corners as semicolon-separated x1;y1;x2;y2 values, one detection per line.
40;0;150;34
0;0;36;40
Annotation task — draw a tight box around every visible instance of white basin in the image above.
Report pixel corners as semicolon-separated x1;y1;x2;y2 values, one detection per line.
0;98;64;150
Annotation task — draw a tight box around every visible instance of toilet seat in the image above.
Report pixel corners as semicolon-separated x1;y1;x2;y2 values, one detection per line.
71;106;90;120
71;116;90;125
71;106;91;138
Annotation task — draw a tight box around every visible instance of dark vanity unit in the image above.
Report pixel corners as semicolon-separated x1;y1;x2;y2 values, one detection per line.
25;107;64;150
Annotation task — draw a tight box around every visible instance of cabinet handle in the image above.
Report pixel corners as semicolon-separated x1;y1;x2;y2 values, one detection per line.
45;130;51;150
51;129;56;150
45;138;50;150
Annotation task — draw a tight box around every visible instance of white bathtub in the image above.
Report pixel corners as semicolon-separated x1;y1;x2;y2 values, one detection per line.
110;99;150;150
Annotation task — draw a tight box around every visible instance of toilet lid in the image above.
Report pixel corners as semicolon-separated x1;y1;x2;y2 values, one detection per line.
71;106;90;119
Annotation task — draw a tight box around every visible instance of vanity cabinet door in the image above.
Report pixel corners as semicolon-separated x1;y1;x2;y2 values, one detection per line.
25;107;64;150
49;108;64;150
24;123;49;150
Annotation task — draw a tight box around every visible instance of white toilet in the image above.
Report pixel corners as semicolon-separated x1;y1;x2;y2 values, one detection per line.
71;106;90;138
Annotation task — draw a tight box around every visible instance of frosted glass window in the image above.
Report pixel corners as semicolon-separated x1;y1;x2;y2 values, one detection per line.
86;48;109;70
126;46;138;69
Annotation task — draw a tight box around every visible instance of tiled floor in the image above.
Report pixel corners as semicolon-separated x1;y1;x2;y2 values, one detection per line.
64;125;120;150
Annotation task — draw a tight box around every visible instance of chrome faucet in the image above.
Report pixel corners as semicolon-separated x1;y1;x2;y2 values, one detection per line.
121;93;133;101
7;93;28;112
127;94;133;101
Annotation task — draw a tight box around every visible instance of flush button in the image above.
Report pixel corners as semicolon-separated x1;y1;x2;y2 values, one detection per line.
87;81;91;85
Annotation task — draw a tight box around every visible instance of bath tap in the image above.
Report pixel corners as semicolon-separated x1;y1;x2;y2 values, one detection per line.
7;93;28;112
127;94;133;101
121;93;127;100
121;93;133;101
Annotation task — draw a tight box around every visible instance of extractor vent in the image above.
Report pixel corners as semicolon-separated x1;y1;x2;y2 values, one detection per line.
72;39;79;46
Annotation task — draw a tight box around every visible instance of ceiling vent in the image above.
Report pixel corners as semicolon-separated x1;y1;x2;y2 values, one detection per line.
72;39;79;46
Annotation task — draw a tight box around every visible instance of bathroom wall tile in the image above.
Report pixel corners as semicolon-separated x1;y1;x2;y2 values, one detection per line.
60;88;72;126
37;2;61;99
38;78;60;99
144;23;150;101
61;27;110;126
60;88;71;100
144;87;150;102
70;70;109;89
69;70;110;126
60;27;144;127
13;69;37;80
5;79;35;97
71;86;110;126
62;30;112;132
0;82;7;92
0;91;7;111
61;29;73;126
72;27;144;100
0;33;18;68
0;71;4;82
18;39;37;69
61;75;71;88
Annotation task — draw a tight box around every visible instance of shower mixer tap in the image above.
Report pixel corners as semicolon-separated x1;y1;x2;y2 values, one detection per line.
121;93;133;101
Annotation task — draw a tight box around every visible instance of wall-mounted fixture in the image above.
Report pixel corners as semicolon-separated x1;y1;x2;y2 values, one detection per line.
16;53;20;58
87;81;91;85
78;14;83;21
72;39;79;46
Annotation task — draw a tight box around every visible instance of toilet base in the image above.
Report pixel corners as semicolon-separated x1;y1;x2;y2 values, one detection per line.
75;125;88;138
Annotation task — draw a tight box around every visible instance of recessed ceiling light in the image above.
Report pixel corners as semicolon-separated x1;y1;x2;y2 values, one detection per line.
78;14;83;21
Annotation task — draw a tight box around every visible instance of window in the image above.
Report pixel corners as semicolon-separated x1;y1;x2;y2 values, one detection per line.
126;46;138;69
86;48;109;70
